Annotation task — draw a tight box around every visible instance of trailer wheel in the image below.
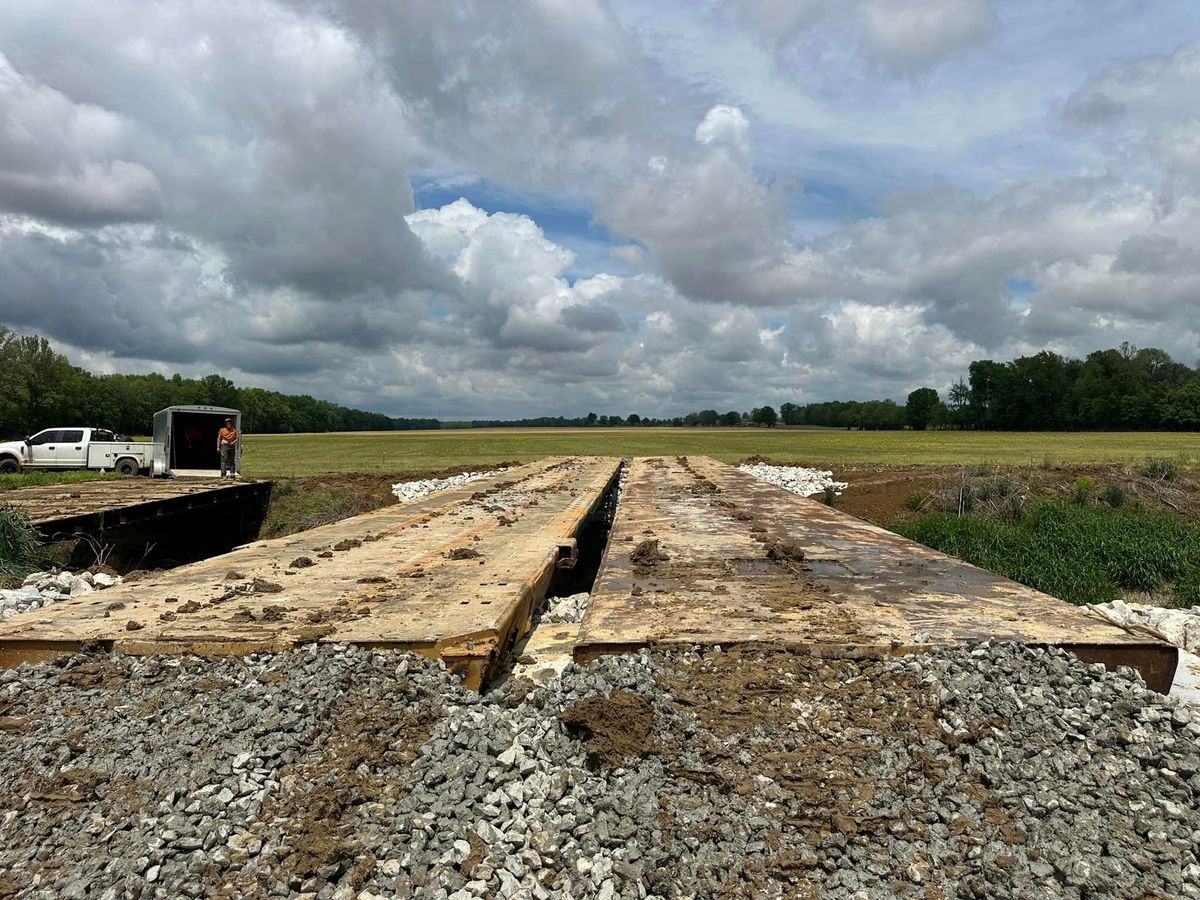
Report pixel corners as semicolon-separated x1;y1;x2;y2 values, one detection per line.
0;457;20;474
116;458;139;476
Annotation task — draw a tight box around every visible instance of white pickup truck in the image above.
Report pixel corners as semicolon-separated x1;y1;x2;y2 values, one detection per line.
0;428;162;476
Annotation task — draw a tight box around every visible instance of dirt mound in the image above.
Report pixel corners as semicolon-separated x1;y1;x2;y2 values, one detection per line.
558;691;656;769
445;547;481;560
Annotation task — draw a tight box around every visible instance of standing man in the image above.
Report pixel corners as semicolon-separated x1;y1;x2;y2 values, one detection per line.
217;417;239;478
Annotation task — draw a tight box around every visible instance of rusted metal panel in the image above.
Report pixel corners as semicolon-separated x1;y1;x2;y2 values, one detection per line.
0;457;621;689
576;456;1177;693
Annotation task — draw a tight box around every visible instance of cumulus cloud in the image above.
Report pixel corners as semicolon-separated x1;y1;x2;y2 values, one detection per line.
858;0;995;73
695;105;752;158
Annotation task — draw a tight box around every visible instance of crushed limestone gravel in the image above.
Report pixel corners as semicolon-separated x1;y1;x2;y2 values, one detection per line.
737;464;847;499
0;642;1197;899
391;471;506;504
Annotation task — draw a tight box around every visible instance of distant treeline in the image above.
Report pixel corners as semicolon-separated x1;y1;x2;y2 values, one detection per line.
460;346;1200;432
715;344;1200;431
0;329;440;437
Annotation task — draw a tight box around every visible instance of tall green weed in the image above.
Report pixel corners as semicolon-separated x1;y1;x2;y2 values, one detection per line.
897;501;1200;606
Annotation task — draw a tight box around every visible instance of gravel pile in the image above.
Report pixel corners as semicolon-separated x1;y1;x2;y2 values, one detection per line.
540;592;589;624
0;569;122;621
1;642;1197;899
738;463;848;498
1095;598;1200;652
391;471;506;504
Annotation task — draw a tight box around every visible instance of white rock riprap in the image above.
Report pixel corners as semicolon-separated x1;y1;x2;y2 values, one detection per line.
391;469;507;503
0;569;123;620
542;592;589;625
737;463;848;498
1093;599;1200;653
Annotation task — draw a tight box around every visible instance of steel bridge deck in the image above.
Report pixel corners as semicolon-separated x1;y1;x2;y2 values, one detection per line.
575;456;1177;693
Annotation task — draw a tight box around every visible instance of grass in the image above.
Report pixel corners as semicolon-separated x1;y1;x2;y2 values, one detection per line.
239;428;1200;478
0;505;44;583
0;470;110;491
260;480;384;539
897;501;1200;608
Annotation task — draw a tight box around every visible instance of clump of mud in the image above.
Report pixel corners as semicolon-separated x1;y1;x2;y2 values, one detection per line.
445;547;482;560
630;539;669;567
764;539;806;564
558;691;657;770
289;556;315;569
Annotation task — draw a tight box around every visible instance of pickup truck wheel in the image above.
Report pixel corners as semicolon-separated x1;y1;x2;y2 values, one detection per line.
0;458;20;474
116;459;139;476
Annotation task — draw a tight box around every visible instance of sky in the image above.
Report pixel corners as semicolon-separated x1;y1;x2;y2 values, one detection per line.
1;0;1198;419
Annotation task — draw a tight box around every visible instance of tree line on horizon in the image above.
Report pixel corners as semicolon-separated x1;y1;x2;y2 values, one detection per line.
458;345;1200;432
3;330;1197;436
0;329;437;438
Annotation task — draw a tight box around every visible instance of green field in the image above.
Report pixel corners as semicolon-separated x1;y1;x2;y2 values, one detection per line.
240;428;1199;478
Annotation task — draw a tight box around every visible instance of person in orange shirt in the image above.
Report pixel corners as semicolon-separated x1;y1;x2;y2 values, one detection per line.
217;418;239;478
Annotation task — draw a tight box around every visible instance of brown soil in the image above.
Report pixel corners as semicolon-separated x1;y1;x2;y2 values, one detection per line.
56;661;125;689
833;465;946;525
461;832;487;877
651;647;1008;894
251;578;283;593
558;691;657;769
630;538;669;569
228;700;438;897
445;547;481;560
764;539;806;564
289;556;315;569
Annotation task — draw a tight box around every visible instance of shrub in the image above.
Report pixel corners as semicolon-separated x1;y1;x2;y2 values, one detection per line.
1073;476;1094;506
1103;483;1126;508
904;492;928;512
1143;457;1178;481
822;485;837;506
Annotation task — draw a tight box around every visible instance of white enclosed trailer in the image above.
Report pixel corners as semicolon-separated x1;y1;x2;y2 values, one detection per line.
152;405;242;478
